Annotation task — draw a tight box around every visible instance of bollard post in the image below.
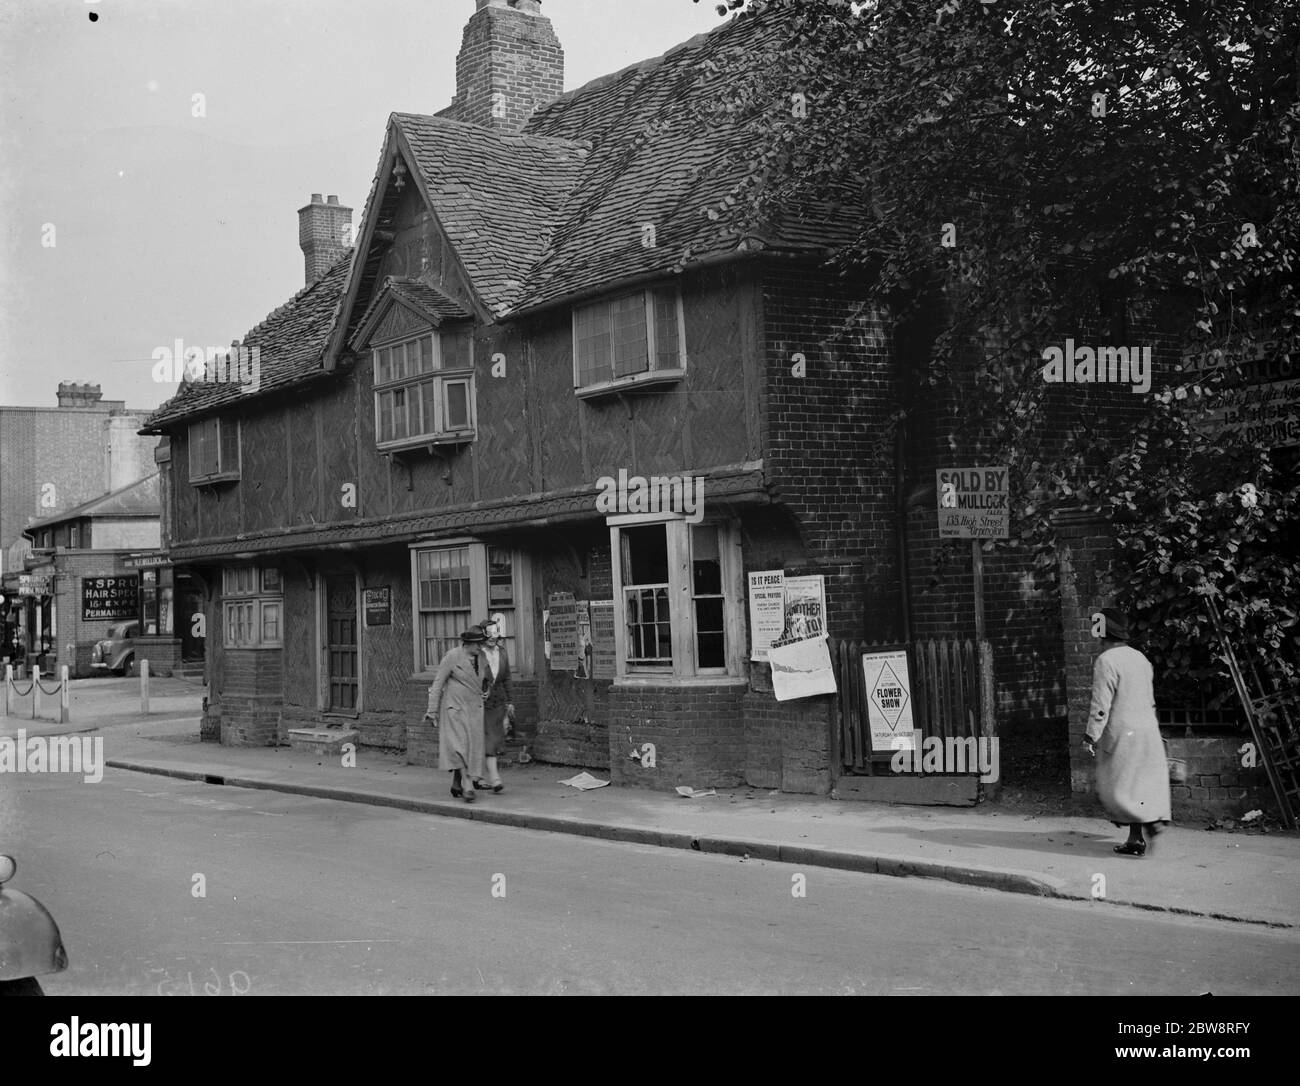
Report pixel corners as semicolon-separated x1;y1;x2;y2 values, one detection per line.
60;664;70;724
141;658;150;715
3;664;11;717
33;664;41;721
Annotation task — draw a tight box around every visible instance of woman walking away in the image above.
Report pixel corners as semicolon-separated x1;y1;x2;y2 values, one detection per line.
425;626;488;803
1083;608;1172;855
476;614;515;794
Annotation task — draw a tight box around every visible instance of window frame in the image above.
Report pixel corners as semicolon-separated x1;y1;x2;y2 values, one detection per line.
409;538;534;678
372;327;477;452
187;416;241;484
221;564;283;649
572;286;687;399
608;514;742;683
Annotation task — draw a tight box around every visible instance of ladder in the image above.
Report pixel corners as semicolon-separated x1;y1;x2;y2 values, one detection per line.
1203;597;1300;830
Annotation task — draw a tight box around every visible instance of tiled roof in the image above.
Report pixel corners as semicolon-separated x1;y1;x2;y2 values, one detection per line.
513;9;854;314
392;115;588;318
26;473;160;530
349;276;475;349
142;254;352;430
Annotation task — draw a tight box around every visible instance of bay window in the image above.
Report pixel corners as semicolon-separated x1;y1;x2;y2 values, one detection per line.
374;327;476;449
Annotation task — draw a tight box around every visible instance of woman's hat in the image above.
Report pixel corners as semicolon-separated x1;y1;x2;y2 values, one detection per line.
1100;607;1131;642
460;625;488;643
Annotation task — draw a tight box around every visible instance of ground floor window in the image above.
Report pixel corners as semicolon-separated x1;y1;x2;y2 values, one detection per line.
222;564;282;649
610;517;740;679
411;541;531;675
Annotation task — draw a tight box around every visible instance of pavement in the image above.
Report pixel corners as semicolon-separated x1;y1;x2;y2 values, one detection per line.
4;675;1299;929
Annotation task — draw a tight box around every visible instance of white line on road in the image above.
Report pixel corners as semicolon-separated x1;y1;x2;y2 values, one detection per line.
215;940;401;945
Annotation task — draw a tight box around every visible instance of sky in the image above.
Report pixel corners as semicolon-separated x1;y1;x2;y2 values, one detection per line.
0;0;729;412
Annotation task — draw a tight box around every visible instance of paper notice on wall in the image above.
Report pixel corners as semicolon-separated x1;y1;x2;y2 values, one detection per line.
589;600;616;679
774;575;826;647
748;570;786;661
547;593;579;672
574;600;593;678
769;635;837;701
862;649;915;751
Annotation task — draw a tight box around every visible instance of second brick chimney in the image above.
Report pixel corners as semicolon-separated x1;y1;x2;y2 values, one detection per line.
298;193;354;285
441;0;564;132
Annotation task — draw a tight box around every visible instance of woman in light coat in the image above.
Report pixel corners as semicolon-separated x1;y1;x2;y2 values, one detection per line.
425;625;488;803
1083;608;1172;855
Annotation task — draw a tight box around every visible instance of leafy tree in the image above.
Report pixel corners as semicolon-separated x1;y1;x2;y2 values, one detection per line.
694;0;1300;693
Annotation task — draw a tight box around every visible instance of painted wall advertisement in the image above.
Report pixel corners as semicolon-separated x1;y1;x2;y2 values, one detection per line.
862;649;916;751
936;467;1010;540
81;575;138;621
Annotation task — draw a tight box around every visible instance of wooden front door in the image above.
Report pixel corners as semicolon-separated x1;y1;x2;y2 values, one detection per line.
326;575;358;711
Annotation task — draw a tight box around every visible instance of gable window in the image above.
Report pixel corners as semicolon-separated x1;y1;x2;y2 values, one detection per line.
374;328;476;449
573;287;685;396
188;417;241;484
222;564;282;649
410;540;532;676
609;516;740;680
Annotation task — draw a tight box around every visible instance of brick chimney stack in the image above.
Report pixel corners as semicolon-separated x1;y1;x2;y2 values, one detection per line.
298;193;354;285
57;382;104;407
441;0;564;132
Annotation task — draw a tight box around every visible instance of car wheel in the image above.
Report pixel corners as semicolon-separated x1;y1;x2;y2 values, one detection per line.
123;655;136;678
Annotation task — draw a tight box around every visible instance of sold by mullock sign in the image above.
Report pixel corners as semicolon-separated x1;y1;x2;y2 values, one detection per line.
936;466;1010;540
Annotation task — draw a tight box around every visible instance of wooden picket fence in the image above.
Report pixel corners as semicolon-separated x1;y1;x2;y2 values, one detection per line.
832;638;992;774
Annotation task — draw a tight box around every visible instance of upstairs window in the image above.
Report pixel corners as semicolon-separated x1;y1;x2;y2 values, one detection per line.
374;328;476;449
188;417;241;484
573;287;685;396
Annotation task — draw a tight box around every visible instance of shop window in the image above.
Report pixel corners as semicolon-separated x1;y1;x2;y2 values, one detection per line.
610;517;739;680
374;328;476;450
573;287;685;397
189;416;241;484
411;541;529;675
222;564;282;648
140;568;174;636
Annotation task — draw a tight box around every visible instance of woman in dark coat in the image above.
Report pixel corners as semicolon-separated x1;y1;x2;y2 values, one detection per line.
425;626;488;803
476;614;515;793
1083;608;1172;855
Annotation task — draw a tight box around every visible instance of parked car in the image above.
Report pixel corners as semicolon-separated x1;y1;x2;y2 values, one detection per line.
91;620;140;675
0;854;68;995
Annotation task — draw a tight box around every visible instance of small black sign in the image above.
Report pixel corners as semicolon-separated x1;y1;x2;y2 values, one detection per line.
363;586;391;627
82;575;138;621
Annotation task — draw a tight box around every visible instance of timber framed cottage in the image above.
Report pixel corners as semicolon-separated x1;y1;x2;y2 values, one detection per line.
147;0;1263;813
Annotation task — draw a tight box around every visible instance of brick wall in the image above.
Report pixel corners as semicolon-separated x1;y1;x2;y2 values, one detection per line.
606;681;747;792
48;551;139;677
217;648;284;746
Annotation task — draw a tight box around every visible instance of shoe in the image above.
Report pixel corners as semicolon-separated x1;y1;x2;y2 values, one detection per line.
490;781;504;794
472;778;489;791
450;785;463;798
463;789;476;804
1113;840;1146;857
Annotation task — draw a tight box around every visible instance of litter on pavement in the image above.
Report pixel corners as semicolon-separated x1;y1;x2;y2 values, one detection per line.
559;772;609;790
675;786;717;799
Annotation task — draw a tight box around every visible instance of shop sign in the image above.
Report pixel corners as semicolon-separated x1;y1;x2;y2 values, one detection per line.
124;553;171;569
18;574;52;597
363;587;391;626
82;575;138;620
936;467;1010;540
